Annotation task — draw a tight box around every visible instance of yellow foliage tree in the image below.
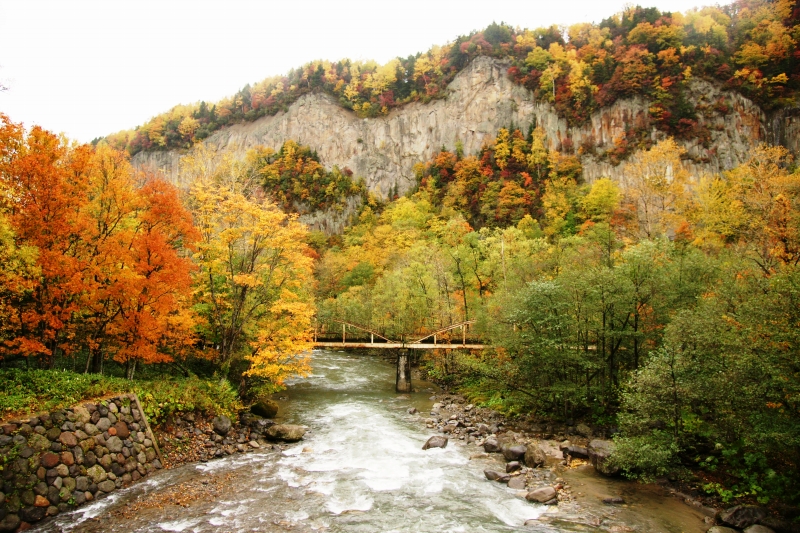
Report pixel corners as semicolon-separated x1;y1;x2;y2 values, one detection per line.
189;175;315;387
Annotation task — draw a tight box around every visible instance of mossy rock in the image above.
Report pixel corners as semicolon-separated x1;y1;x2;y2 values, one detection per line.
251;399;279;418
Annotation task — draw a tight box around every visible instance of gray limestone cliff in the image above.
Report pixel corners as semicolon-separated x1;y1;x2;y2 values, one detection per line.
132;56;798;198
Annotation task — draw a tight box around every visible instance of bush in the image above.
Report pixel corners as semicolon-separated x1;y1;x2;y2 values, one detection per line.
0;369;242;426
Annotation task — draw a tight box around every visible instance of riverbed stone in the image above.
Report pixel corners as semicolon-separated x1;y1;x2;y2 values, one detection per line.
212;416;232;435
588;439;618;476
265;424;306;442
484;470;511;482
720;506;767;529
524;445;547;468
707;527;739;533
422;436;448;450
526;486;557;503
503;445;527;462
508;476;527;490
483;437;501;453
251;399;279;418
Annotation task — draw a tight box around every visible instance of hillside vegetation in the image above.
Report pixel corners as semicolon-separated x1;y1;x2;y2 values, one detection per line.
102;0;799;157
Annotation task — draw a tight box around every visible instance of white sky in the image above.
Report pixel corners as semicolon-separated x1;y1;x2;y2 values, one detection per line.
0;0;709;143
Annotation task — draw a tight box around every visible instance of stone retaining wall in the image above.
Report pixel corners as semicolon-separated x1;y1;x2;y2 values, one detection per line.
0;394;162;532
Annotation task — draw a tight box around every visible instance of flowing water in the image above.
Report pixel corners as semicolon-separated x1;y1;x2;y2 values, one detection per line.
32;350;708;533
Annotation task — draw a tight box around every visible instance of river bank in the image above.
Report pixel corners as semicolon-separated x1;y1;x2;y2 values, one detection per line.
416;390;800;533
20;350;794;533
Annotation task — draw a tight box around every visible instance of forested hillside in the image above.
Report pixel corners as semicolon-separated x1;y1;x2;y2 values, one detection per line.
102;0;799;158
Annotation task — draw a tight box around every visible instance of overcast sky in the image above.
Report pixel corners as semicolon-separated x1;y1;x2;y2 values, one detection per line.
1;0;708;143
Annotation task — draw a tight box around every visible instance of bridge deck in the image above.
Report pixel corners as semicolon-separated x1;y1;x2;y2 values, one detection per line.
314;342;486;350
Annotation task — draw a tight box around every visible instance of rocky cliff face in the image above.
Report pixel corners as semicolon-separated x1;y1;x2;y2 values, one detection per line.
133;56;798;197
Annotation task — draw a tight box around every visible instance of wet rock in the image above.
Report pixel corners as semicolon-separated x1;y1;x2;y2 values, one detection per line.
422;436;448;450
248;441;260;449
484;470;511;482
251;400;279;419
506;461;521;473
508;476;527;490
407;407;417;415
483;437;501;453
524;445;547;468
265;424;306;442
707;527;739;533
503;445;527;462
212;416;232;436
602;497;625;504
720;506;768;529
588;439;618;476
526;486;557;503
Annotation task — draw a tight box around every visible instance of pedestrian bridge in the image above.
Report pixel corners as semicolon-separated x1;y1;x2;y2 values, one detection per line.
313;318;487;392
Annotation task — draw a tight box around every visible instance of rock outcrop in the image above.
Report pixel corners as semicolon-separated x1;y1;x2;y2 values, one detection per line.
133;57;799;201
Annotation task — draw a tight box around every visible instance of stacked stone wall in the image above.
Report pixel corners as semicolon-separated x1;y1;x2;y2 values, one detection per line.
0;394;162;532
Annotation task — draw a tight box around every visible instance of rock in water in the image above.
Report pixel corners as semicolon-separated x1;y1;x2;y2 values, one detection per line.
524;445;547;468
706;528;740;533
503;444;527;462
719;506;767;529
212;415;232;435
588;439;618;476
422;436;448;450
251;399;279;418
508;476;527;490
265;424;306;442
526;486;557;503
484;470;511;482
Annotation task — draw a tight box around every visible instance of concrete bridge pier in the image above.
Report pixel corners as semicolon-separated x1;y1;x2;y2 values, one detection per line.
396;349;412;393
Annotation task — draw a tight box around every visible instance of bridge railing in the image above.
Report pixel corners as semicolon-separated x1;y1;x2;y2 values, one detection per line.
313;317;484;347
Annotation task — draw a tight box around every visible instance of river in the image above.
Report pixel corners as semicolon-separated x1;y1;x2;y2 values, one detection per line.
32;350;708;533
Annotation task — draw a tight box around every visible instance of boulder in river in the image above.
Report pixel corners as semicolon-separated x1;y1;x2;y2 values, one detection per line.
212;415;232;435
251;399;279;418
719;506;767;529
707;528;740;533
524;445;547;468
484;470;511;482
422;436;448;450
526;486;557;503
266;424;306;442
588;439;618;476
502;444;527;462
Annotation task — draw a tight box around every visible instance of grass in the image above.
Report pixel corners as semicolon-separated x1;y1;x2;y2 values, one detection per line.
0;368;243;426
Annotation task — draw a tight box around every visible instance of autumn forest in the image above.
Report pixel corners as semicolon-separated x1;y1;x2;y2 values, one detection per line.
2;0;800;516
